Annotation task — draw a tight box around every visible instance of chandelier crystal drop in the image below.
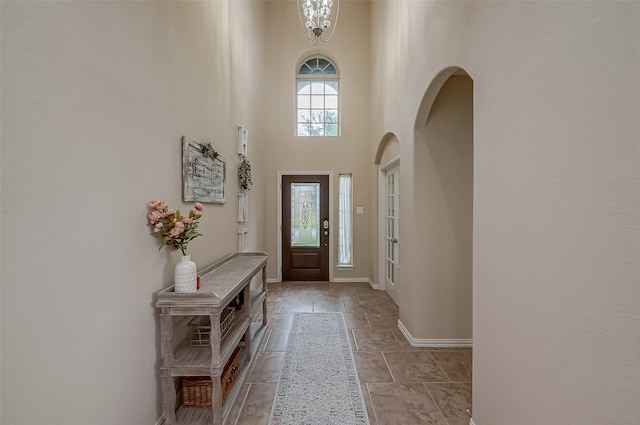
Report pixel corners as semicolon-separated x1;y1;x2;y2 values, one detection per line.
298;0;339;45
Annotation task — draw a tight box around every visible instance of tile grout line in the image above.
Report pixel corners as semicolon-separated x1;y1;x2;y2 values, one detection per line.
372;300;383;315
422;382;452;425
363;312;373;328
231;383;252;425
427;350;454;382
389;327;407;350
261;329;273;352
380;351;397;383
351;328;360;352
364;383;381;425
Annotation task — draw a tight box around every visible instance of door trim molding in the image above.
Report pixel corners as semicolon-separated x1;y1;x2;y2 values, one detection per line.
277;171;334;282
397;320;473;347
377;155;400;292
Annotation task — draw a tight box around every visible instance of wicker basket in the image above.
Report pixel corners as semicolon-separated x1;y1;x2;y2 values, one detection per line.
188;307;235;347
182;377;212;408
182;347;242;407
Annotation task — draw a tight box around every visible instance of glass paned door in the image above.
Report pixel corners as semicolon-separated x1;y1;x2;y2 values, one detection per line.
385;165;400;304
282;175;329;281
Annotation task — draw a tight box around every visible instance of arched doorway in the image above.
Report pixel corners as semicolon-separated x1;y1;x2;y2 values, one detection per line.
375;133;401;305
407;67;474;345
405;65;475;422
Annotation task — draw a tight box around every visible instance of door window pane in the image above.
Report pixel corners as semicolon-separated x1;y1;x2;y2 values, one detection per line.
291;183;320;247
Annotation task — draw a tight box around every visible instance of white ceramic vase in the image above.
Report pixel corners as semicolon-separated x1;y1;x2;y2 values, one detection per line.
175;255;197;293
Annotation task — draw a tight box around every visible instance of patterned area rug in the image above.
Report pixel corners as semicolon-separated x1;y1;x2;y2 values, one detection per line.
269;312;370;425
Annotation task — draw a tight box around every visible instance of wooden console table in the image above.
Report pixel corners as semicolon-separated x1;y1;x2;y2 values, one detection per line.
155;252;268;425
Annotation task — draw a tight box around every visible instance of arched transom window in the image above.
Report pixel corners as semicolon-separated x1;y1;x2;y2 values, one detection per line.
296;57;339;137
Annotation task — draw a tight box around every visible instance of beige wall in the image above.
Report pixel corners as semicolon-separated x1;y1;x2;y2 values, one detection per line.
2;1;639;424
262;0;372;281
371;1;640;424
1;1;266;423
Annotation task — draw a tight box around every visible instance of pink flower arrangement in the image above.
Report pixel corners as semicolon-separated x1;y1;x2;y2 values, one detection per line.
147;200;204;255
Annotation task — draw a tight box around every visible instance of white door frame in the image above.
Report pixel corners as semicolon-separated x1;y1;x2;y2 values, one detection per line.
277;171;334;283
377;155;400;293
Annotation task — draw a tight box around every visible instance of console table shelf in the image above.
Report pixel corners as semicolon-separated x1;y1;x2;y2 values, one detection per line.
156;252;268;425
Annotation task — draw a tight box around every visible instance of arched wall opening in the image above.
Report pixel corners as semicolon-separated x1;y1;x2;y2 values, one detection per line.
374;132;400;166
403;68;474;344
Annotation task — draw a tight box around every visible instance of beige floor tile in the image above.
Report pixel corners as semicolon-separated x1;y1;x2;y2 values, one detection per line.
383;351;450;383
326;287;360;301
366;312;399;329
343;312;371;329
264;299;282;308
352;328;403;351
429;350;472;382
234;283;472;424
425;383;472;425
264;329;290;351
267;313;294;330
356;290;395;303
234;383;277;425
277;302;313;313
360;383;378;425
295;292;335;302
367;382;448;425
376;299;400;315
344;299;381;313
313;300;347;312
354;351;394;383
225;383;250;425
265;301;282;319
246;351;284;383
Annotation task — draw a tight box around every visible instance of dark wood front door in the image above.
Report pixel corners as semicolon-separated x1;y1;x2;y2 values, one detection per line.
282;175;329;281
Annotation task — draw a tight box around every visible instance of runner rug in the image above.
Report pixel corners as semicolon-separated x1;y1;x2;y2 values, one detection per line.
268;312;370;425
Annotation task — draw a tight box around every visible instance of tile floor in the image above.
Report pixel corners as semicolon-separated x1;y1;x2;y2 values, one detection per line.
227;282;472;425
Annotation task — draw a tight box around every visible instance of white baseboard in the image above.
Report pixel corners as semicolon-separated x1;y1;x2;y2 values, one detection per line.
397;320;473;347
331;277;379;289
331;277;370;283
267;277;379;290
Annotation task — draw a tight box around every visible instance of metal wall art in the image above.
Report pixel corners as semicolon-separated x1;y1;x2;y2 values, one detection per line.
182;136;226;204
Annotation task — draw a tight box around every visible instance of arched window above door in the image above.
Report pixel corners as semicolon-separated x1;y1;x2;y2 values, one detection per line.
296;56;340;137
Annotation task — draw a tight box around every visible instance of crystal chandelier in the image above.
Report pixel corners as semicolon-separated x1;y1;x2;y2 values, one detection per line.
298;0;339;45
